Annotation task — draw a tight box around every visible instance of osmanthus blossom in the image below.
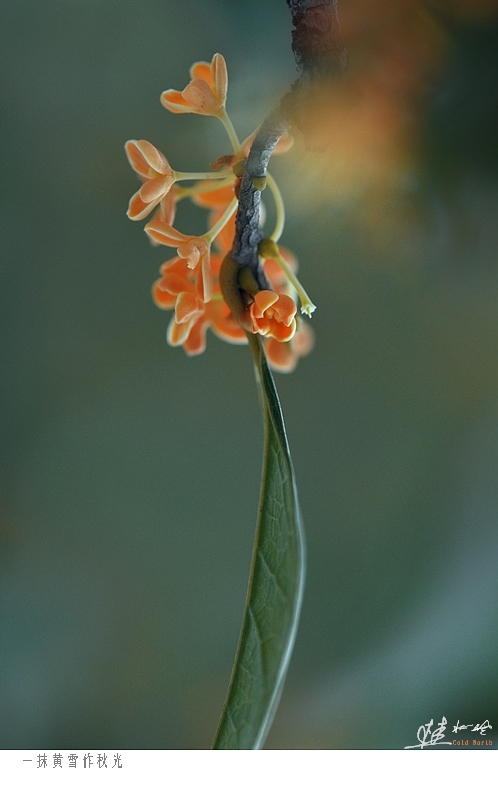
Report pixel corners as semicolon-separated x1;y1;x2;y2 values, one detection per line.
265;320;315;373
160;54;228;117
145;220;214;303
259;246;315;369
152;255;247;356
125;52;315;372
239;290;297;342
125;140;176;221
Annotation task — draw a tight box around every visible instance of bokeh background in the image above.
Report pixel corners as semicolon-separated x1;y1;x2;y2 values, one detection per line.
2;0;498;749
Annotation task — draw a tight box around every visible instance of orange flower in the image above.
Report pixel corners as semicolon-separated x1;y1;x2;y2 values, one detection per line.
162;271;205;348
160;54;228;117
239;290;297;342
153;255;246;356
144;220;213;303
152;256;191;310
265;320;314;373
154;187;178;226
125;140;176;221
177;297;247;356
146;189;179;245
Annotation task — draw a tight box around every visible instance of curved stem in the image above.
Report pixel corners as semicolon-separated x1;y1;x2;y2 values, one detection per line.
218;109;243;157
275;253;316;317
266;171;286;243
175;176;234;200
203;197;238;244
175;170;232;182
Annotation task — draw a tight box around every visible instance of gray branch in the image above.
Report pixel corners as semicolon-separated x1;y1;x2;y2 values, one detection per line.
286;0;347;78
229;0;345;292
231;108;288;289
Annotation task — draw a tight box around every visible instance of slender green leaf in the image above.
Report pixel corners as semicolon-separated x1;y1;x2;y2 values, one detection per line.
212;335;306;750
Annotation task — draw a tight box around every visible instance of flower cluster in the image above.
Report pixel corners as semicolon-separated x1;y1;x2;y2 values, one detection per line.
125;53;314;372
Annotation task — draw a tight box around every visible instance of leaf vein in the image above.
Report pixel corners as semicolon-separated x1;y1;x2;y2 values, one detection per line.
257;548;288;604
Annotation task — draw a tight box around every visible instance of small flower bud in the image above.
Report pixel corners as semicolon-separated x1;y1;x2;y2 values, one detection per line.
258;237;279;259
252;176;267;191
232;161;245;178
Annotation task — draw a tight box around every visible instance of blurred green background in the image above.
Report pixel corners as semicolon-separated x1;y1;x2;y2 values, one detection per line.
2;0;498;749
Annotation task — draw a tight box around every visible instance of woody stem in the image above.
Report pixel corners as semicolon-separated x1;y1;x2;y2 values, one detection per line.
231;108;289;290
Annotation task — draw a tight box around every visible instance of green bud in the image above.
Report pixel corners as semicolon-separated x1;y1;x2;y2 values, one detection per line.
252;175;267;191
232;161;245;178
258;237;279;259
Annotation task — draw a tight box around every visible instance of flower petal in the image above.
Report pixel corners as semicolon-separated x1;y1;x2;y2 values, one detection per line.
127;189;160;221
265;338;298;373
152;279;176;310
192;182;235;209
293;320;315;357
189;61;213;84
271;293;297;327
158;256;191;276
125;140;151;177
145;221;187;247
252;290;280;318
267;318;296;342
139;176;170;204
212;53;228;105
158;189;178;226
158;271;192;296
125;139;170;176
177;242;201;270
182;78;219;115
160;90;195;114
210;309;248;344
175;291;204;324
182;317;209;356
167;316;196;346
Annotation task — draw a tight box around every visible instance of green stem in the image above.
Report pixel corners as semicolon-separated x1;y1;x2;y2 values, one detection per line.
175;176;234;200
175;170;232;182
275;254;316;317
203;197;238;244
218;109;243;157
266;172;286;243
